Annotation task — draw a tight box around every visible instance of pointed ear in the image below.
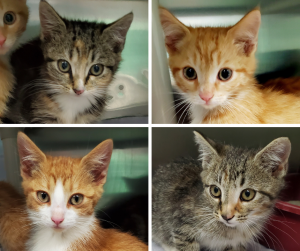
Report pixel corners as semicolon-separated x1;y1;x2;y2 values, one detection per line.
103;12;133;53
39;0;66;41
254;137;291;178
17;132;46;179
81;139;113;185
159;7;190;53
227;9;261;56
193;131;219;169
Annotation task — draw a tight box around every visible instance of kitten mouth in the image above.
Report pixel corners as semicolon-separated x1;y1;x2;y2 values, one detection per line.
53;225;64;231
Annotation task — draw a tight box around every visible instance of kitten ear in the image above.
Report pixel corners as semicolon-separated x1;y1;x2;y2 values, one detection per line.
39;0;66;40
17;132;46;179
103;12;133;53
193;131;219;168
254;137;291;178
227;9;261;56
159;7;190;53
81;139;113;185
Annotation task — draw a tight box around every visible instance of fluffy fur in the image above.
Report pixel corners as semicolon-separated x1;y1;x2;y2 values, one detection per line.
0;132;147;251
6;0;133;124
152;131;291;251
0;0;29;120
160;7;300;124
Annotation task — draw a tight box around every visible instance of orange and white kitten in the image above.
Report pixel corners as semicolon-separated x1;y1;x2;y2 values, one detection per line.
0;132;147;251
0;0;29;119
160;8;300;124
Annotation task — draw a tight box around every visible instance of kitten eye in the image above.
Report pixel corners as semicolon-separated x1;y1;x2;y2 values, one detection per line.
4;12;16;25
218;68;232;81
240;189;256;202
70;194;84;205
210;185;221;198
90;64;104;76
37;191;50;203
58;60;71;73
183;67;197;80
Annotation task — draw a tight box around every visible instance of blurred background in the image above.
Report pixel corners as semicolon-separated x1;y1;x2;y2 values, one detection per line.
22;0;148;124
0;127;148;244
152;0;300;124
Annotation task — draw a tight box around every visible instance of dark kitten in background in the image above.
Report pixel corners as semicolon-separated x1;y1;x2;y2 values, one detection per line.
152;131;291;251
6;0;133;124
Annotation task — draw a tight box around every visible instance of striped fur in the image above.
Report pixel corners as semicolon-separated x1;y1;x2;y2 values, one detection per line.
160;7;300;124
6;0;133;124
152;132;290;251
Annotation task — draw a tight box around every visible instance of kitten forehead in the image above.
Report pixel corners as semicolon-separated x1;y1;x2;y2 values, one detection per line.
52;179;65;207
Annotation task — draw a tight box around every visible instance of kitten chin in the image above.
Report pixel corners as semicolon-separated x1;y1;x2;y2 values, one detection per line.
152;131;290;251
6;0;133;124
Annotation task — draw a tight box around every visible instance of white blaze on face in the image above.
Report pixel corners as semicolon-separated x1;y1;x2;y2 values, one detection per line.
51;180;66;224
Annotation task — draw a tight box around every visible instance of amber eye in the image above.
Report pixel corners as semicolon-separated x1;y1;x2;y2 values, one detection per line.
183;67;197;80
37;191;50;203
240;189;256;202
4;12;16;25
218;68;232;81
90;64;103;76
210;185;221;198
58;60;71;73
70;194;84;205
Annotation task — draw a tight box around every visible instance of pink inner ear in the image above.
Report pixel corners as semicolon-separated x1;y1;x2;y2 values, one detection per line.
234;38;255;56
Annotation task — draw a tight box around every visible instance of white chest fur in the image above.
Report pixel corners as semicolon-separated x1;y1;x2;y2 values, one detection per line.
54;93;97;124
27;216;95;251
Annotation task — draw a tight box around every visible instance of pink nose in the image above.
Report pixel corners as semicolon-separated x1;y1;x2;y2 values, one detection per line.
51;217;64;226
199;93;214;103
73;89;84;95
0;35;6;47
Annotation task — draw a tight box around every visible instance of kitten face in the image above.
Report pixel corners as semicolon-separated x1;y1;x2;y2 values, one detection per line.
0;0;29;55
194;132;290;230
38;1;133;99
17;132;113;233
160;8;260;110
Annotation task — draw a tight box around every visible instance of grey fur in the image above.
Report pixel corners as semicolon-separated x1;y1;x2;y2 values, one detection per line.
6;0;133;124
152;132;291;251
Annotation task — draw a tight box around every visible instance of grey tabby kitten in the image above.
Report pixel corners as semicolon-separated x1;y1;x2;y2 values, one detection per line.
6;0;133;124
152;131;291;251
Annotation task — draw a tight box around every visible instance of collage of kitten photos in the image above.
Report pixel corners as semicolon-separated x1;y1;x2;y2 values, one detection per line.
0;0;300;251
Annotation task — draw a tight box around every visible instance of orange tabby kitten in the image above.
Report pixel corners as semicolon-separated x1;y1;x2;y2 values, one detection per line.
160;7;300;124
0;132;147;251
0;0;29;119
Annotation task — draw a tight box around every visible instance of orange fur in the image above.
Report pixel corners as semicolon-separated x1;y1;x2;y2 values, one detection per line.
0;132;147;250
0;0;29;118
0;181;29;251
160;7;300;124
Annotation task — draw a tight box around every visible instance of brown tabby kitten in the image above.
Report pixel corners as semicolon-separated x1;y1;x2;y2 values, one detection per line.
0;0;29;120
160;7;300;124
153;131;291;251
7;0;133;124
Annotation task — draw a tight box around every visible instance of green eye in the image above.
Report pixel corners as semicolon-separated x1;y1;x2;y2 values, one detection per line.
90;64;103;76
4;12;16;25
70;194;83;205
58;60;71;73
37;191;50;203
240;189;256;202
218;68;232;81
183;67;197;80
210;185;221;198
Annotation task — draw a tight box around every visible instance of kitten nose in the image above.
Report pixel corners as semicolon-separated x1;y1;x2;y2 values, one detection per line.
221;215;234;222
0;35;6;47
73;89;84;95
51;217;64;226
199;92;214;103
